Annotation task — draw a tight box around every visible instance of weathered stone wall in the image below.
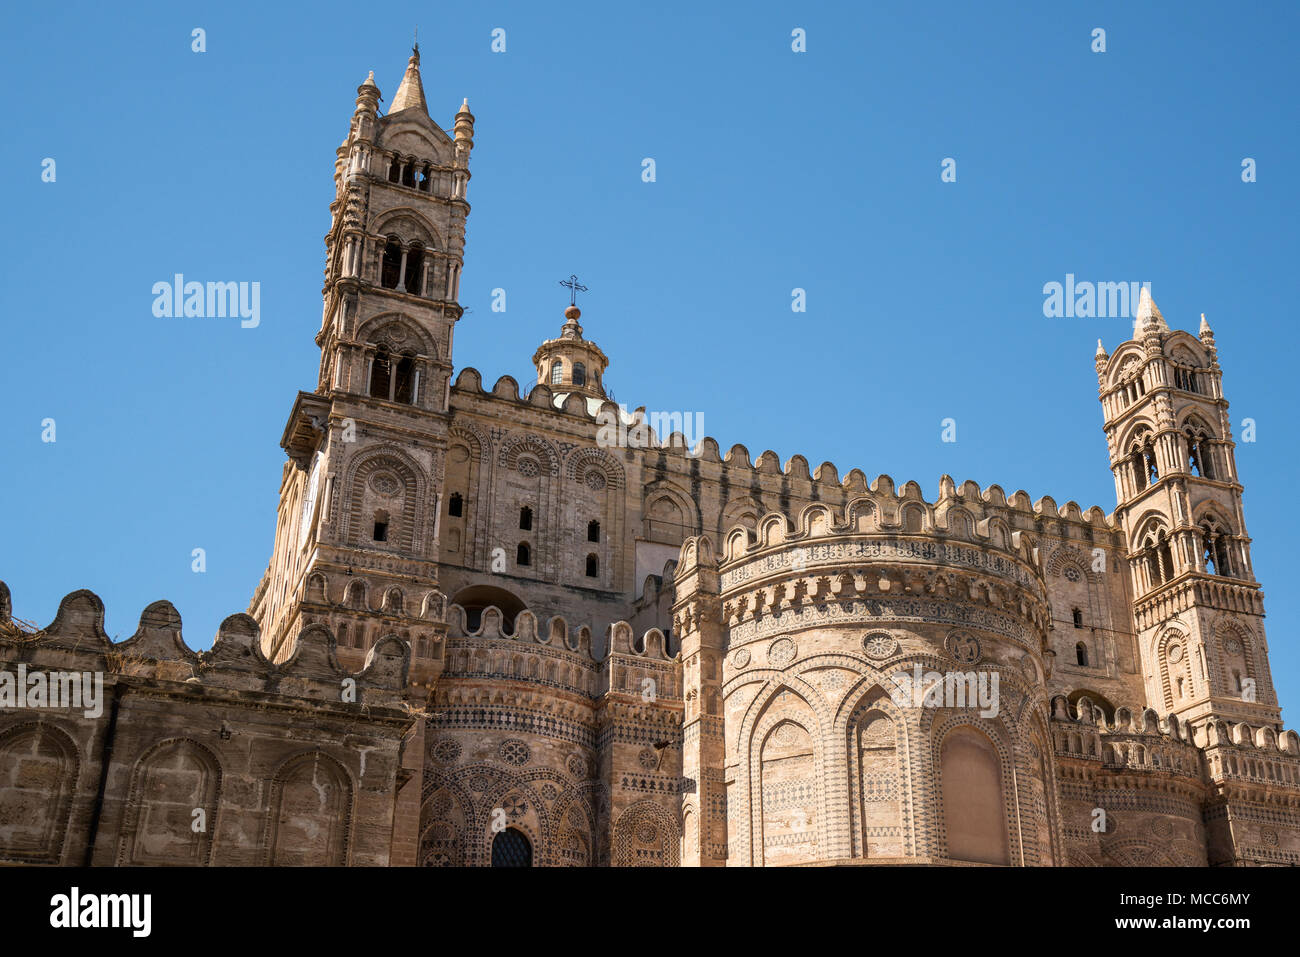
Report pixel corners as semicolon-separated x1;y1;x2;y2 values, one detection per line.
0;582;415;866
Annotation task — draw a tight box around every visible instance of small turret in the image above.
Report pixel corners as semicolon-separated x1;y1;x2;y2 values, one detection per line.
355;71;380;118
1199;312;1217;357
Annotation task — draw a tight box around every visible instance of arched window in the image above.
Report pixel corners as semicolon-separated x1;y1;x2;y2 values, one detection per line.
1201;520;1234;577
516;542;531;567
587;520;600;543
585;554;599;577
1142;531;1174;589
387;155;400;183
400;158;416;188
448;493;463;517
369;346;392;398
550;362;563;385
381;239;402;289
393;353;415;404
1173;362;1201;394
519;506;533;531
1129;431;1158;492
1185;426;1215;480
416;164;431;192
372;509;389;543
1072;608;1083;629
1158;532;1175;583
573;362;586;387
406;244;425;296
491;827;533;867
1075;642;1089;667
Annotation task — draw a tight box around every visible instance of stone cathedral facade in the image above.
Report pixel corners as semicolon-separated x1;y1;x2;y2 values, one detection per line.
3;49;1299;867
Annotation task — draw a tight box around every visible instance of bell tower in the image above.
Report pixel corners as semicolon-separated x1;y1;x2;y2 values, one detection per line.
1096;288;1279;733
251;46;475;678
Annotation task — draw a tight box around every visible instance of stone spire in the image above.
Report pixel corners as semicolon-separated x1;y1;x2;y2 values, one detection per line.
1133;286;1168;335
389;45;428;116
1199;312;1217;358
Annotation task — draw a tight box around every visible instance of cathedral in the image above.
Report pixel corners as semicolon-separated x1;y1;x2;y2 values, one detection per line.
2;47;1298;868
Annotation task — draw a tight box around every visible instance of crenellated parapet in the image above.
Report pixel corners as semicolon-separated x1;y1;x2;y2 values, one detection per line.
452;365;1121;537
1048;691;1300;866
1049;695;1204;779
702;499;1053;668
0;581;415;866
438;602;680;703
1;583;411;706
1198;719;1300;794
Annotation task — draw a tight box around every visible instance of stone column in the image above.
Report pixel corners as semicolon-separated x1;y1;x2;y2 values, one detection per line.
673;537;727;866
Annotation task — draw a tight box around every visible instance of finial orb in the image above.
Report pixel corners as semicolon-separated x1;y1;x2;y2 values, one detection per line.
565;305;581;320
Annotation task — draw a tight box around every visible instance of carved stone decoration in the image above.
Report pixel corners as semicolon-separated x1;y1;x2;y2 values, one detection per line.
863;632;898;659
429;739;462;764
369;471;401;496
768;637;797;668
499;739;530;767
731;648;751;669
947;631;982;665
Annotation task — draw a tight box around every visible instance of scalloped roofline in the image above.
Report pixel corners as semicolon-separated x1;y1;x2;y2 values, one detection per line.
450;367;1119;529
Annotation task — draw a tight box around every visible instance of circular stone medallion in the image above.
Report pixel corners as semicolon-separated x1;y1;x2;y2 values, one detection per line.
768;637;797;668
947;632;982;665
863;632;898;659
499;739;531;766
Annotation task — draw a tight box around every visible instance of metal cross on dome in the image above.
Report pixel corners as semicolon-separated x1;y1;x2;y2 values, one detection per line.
559;274;588;306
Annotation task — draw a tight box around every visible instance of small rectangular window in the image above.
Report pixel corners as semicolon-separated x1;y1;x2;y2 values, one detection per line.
373;521;388;542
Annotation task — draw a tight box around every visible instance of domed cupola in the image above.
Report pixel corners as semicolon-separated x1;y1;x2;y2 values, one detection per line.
532;283;609;403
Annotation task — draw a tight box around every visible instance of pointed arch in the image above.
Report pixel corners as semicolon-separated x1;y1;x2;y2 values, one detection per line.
341;446;428;553
0;721;80;864
935;725;1012;865
264;751;354;865
117;737;222;865
611;799;679;867
369;205;445;250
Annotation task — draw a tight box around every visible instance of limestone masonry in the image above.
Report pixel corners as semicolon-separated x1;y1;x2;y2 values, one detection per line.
2;48;1297;867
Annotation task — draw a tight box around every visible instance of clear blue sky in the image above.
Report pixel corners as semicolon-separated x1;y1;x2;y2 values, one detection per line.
3;2;1298;714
